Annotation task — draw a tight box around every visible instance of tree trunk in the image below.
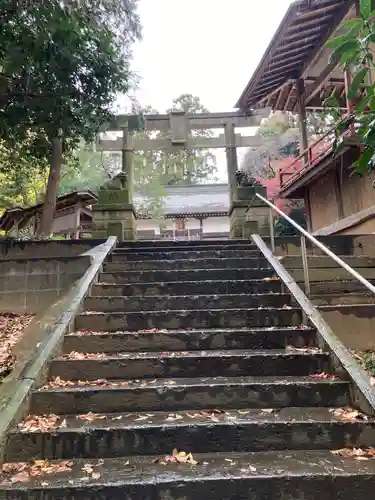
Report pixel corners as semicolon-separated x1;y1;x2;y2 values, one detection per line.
37;137;63;237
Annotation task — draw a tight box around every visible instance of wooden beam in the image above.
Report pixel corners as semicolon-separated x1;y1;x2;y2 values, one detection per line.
284;83;296;111
97;133;266;152
275;82;293;110
296;78;309;165
304;60;339;104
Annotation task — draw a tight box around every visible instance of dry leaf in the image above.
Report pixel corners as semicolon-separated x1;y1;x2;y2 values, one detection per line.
18;414;60;433
310;372;339;381
0;313;34;383
82;464;94;474
10;471;29;483
329;407;368;421
260;409;278;414
76;412;107;422
92;472;101;480
237;410;250;415
331;447;375;459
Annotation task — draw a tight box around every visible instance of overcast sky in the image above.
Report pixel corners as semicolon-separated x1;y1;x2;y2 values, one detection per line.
120;0;295;180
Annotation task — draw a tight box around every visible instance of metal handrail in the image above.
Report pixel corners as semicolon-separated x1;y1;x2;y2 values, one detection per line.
255;192;375;296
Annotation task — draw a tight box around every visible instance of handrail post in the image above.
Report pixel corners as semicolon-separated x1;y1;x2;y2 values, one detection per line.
269;208;275;253
300;235;310;325
300;235;310;297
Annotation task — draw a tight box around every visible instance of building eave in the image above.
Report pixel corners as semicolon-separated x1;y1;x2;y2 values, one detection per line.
235;0;355;111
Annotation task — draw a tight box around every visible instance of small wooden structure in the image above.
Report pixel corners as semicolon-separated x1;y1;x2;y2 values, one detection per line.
0;191;97;239
236;0;375;236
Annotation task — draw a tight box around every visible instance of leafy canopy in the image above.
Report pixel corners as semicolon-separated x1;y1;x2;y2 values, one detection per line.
325;0;375;174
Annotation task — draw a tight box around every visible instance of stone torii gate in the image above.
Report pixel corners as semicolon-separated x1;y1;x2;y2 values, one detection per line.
92;109;270;241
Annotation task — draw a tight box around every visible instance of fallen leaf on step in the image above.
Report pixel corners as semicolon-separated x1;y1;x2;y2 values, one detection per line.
63;351;106;360
91;472;101;480
282;304;292;310
59;419;67;428
18;414;60;433
329;407;368;421
124;460;130;466
41;481;49;486
286;345;322;354
331;448;375;459
310;372;339;380
260;409;279;415
10;471;29;483
263;276;280;281
161;449;198;465
135;416;149;421
76;412;107;422
237;410;250;415
165;414;183;421
82;464;94;474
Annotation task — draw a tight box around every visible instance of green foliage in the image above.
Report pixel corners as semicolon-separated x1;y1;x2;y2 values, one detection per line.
0;0;140;233
274;207;307;237
325;0;375;174
161;94;218;185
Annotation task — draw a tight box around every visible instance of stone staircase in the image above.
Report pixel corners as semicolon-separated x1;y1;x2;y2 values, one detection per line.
2;239;375;499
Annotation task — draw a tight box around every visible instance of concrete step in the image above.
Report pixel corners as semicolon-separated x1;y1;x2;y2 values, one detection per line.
113;244;257;253
312;292;375;306
290;267;375;282
75;307;303;332
116;239;255;249
7;407;375;462
30;376;350;414
103;257;270;272
63;326;317;354
92;279;283;297
83;293;293;313
2;450;374;499
109;249;262;262
303;279;375;295
283;255;375;269
49;349;330;380
99;268;275;284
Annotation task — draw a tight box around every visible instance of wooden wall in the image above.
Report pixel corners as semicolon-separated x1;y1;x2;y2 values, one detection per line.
309;170;339;231
308;163;375;234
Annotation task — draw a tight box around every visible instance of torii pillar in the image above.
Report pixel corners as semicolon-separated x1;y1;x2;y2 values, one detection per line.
92;122;137;241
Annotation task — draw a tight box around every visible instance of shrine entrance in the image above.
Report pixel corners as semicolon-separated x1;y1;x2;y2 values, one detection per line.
92;110;271;241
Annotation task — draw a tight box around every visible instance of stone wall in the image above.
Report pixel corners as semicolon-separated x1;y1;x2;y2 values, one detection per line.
0;240;103;260
0;256;91;313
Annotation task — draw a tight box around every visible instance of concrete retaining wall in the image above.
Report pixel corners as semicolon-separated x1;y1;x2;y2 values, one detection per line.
0;256;91;313
0;239;105;260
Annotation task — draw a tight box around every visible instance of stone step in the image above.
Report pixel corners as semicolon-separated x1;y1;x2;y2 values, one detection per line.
92;279;283;297
75;307;303;332
291;267;375;281
83;293;293;313
103;257;270;272
302;279;375;295
113;244;257;253
109;249;262;262
30;376;350;415
117;239;256;248
7;407;375;462
283;255;375;269
312;292;375;306
2;450;374;499
99;268;275;284
63;326;316;354
49;349;330;381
